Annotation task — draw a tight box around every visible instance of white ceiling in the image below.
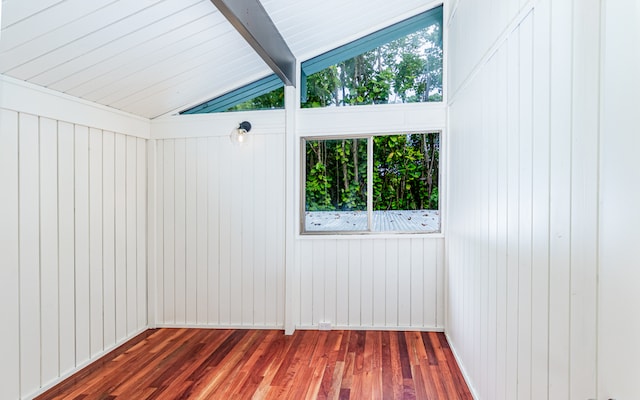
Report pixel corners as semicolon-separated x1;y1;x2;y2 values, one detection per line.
0;0;437;119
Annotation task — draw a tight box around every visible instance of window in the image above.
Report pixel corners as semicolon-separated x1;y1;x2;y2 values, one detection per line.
302;132;440;234
181;74;284;114
301;6;443;108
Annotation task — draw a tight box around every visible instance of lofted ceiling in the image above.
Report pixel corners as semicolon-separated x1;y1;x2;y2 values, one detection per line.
0;0;436;119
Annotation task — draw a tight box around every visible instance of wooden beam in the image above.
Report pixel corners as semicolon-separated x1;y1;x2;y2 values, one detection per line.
210;0;296;87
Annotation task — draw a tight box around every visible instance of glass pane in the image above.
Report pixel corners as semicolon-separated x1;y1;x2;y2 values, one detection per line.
372;132;440;232
302;22;443;108
226;86;284;111
304;138;368;232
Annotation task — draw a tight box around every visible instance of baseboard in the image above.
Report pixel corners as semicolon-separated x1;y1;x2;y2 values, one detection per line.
445;331;480;400
154;323;285;330
295;324;445;332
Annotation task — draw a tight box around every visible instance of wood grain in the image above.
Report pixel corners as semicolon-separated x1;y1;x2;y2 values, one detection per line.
36;329;472;400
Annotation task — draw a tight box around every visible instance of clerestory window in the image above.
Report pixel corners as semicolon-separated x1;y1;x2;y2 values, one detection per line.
182;5;443;114
301;5;443;108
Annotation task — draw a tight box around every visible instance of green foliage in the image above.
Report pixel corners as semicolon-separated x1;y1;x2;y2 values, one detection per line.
372;133;439;210
302;22;443;108
226;86;285;111
304;66;340;108
223;19;442;111
305;139;367;211
305;133;439;212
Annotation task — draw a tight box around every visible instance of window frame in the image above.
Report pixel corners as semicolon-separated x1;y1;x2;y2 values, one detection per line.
300;130;441;236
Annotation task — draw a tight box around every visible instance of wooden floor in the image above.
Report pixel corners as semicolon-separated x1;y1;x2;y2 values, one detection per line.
37;328;473;400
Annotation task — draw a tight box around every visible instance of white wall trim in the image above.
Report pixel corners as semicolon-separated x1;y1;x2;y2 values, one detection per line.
150;109;285;139
0;74;150;139
155;324;285;330
296;325;445;332
297;102;446;136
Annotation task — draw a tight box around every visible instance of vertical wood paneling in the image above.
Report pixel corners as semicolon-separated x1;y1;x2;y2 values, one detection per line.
241;141;255;326
114;134;127;340
0;109;20;400
384;239;399;327
196;137;208;324
359;240;374;327
323;240;337;326
547;0;572;398
396;240;411;327
74;125;91;365
228;143;242;326
504;32;519;400
154;134;286;329
185;139;197;324
126;136;138;334
299;240;313;327
273;135;286;327
516;14;534;400
484;51;499;400
297;237;444;330
335;240;349;326
147;140;156;328
372;239;386;326
19;113;41;397
598;2;640;398
153;131;438;333
162;140;175;324
207;137;220;324
58;122;76;376
155;140;165;324
530;3;551;399
89;128;104;357
102;132;116;349
447;1;600;399
410;239;424;326
312;239;326;325
40;117;60;386
173;139;186;325
136;138;147;330
253;135;267;326
348;240;362;327
1;107;148;398
569;1;599;397
217;137;231;325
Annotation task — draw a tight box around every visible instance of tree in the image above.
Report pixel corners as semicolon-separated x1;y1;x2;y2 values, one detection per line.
305;133;439;212
302;22;443;108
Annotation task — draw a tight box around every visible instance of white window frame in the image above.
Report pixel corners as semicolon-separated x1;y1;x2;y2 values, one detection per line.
300;131;441;235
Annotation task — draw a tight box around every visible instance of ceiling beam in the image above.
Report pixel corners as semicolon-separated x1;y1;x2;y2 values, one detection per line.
210;0;296;87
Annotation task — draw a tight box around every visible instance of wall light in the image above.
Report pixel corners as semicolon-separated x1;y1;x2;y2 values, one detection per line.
230;121;252;145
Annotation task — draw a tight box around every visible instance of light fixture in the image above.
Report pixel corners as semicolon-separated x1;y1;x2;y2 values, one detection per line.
230;121;252;145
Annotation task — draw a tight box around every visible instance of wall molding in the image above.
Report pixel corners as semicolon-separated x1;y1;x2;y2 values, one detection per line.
0;74;150;139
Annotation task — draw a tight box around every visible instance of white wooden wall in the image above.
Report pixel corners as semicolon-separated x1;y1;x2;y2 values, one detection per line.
446;0;600;399
0;107;147;400
152;131;286;328
295;104;447;331
297;237;444;330
598;1;640;399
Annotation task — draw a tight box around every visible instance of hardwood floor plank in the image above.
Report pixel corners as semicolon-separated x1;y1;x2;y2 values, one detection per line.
36;329;472;400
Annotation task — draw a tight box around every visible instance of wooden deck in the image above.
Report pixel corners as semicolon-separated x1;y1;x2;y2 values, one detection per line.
37;328;473;400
